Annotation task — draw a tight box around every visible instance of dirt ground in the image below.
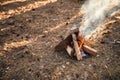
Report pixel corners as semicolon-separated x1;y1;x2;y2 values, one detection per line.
0;0;120;80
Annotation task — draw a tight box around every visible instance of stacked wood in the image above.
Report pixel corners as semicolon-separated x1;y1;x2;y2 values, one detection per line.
55;28;97;60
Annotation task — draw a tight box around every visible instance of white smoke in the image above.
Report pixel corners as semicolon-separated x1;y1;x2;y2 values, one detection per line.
80;0;120;39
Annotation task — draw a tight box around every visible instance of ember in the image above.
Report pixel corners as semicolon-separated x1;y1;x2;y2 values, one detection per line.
55;27;97;60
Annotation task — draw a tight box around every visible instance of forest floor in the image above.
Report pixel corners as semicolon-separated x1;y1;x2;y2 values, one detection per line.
0;0;120;80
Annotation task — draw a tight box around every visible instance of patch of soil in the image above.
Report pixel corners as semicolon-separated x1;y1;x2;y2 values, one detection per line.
0;0;120;80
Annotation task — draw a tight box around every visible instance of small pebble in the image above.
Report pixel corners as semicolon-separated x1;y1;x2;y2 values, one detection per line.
106;57;109;61
62;65;66;69
96;55;100;57
81;63;85;66
6;67;10;70
89;64;92;67
43;31;48;34
39;35;46;38
66;62;70;65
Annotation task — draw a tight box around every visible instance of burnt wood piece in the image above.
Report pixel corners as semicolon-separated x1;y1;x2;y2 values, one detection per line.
55;34;72;51
72;33;82;60
83;45;97;56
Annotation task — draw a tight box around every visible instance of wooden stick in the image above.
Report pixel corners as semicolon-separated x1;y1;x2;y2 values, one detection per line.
72;33;82;60
83;45;97;56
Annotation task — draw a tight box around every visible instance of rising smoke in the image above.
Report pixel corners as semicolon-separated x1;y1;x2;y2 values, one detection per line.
80;0;120;39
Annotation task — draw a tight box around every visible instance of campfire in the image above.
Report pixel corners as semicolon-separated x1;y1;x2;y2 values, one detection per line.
55;0;119;61
55;27;97;60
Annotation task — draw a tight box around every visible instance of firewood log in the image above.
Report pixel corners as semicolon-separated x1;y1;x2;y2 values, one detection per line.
83;45;97;56
72;33;82;60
